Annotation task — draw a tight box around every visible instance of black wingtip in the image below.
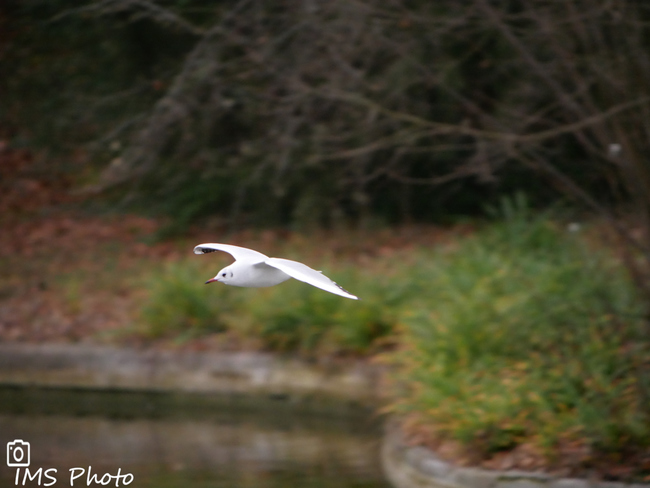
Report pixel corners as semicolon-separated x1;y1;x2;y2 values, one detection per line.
194;246;219;255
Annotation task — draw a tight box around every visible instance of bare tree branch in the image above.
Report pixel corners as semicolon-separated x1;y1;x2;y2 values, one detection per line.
316;88;650;145
51;0;206;36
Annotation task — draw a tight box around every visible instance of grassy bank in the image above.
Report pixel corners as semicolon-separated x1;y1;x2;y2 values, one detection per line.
137;208;649;478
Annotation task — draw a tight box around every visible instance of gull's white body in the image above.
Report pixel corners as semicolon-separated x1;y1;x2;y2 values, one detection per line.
194;243;359;300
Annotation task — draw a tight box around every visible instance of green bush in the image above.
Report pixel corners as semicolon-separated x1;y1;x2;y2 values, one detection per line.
387;208;649;463
139;261;237;340
243;269;402;355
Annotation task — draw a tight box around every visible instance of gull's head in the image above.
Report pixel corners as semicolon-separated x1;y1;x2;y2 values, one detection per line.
206;265;234;284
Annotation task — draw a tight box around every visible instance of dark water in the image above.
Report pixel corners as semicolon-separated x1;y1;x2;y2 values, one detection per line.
0;388;391;487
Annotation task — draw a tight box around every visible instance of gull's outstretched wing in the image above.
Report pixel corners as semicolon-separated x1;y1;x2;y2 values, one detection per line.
193;243;269;263
265;258;359;300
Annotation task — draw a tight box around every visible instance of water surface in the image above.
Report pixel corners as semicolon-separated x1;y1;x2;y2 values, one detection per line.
0;387;391;487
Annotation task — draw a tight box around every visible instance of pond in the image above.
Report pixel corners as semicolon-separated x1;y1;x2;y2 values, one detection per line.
0;387;391;488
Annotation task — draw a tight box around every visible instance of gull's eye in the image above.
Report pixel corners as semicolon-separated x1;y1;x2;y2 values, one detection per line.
222;272;227;277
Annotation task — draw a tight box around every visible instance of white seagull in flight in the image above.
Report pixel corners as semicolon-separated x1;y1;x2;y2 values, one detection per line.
194;243;359;300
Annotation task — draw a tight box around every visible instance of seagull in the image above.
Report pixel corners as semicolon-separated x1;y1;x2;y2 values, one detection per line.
193;243;359;300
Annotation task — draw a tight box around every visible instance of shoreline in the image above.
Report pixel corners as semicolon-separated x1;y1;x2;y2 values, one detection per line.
0;342;382;416
1;342;647;487
381;421;648;488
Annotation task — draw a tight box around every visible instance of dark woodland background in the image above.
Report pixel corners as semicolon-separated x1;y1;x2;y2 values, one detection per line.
2;1;650;233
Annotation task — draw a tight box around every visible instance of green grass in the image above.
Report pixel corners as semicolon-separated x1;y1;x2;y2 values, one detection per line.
139;260;240;340
387;203;650;466
242;269;403;354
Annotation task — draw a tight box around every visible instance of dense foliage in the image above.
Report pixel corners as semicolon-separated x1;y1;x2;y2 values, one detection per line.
387;203;649;473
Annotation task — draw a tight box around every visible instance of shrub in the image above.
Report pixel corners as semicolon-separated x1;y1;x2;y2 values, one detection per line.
387;209;649;466
245;269;402;355
139;261;236;339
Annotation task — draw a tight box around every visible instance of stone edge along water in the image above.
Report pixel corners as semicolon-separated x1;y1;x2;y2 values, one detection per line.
382;421;649;488
0;342;382;414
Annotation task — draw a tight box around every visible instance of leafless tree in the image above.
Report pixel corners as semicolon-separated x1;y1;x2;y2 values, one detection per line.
70;0;650;290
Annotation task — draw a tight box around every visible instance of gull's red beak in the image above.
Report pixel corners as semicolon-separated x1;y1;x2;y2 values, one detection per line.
205;278;219;284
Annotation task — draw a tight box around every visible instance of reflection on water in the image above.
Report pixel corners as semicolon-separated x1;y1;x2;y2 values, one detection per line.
0;387;391;487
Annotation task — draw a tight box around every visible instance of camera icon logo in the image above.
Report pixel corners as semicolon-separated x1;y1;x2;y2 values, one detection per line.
7;439;30;467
